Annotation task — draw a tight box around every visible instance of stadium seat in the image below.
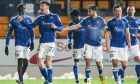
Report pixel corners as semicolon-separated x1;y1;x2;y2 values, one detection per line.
0;24;15;38
98;1;109;9
0;16;9;24
34;26;40;38
54;1;65;9
71;1;80;9
0;24;8;37
57;31;68;38
129;1;140;9
104;16;112;22
58;16;70;38
60;16;70;27
83;1;96;9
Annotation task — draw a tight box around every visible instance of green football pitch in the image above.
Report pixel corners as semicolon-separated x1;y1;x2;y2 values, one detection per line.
0;78;137;84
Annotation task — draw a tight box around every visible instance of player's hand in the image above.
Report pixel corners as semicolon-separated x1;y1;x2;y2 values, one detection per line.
18;16;23;22
134;34;140;37
68;43;72;49
30;43;34;51
105;46;110;53
127;43;131;51
50;23;56;29
5;46;9;56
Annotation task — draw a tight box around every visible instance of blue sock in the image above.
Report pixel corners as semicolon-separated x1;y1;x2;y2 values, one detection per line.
97;67;103;76
48;66;53;83
118;67;125;83
40;65;48;81
73;64;79;81
85;68;91;79
135;64;140;79
19;75;23;82
112;68;119;82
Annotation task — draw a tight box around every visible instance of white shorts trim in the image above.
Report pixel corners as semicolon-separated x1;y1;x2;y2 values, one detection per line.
15;46;30;59
110;47;128;61
38;42;55;58
85;44;103;61
129;44;140;58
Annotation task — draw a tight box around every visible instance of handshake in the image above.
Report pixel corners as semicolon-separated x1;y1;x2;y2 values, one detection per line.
4;43;34;56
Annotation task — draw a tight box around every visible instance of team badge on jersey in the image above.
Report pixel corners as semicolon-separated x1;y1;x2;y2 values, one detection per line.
50;16;53;19
18;25;22;29
26;20;31;24
114;27;118;31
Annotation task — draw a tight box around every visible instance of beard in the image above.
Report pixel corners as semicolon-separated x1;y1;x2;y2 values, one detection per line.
128;13;133;17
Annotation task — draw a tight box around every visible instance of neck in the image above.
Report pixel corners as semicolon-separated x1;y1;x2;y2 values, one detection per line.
128;15;134;18
43;10;50;15
92;13;97;18
19;12;24;16
77;16;81;20
115;16;121;20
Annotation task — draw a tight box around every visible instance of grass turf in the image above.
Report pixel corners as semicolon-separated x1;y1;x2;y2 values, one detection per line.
0;78;137;84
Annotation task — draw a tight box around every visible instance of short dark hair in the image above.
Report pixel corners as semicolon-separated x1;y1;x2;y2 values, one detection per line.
70;9;81;16
17;4;25;15
88;5;98;11
40;0;50;6
113;4;121;11
128;4;134;7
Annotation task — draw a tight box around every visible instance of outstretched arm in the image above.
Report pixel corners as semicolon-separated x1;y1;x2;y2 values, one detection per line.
64;24;81;31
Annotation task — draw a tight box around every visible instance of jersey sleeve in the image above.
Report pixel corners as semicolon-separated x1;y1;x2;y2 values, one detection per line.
101;18;107;30
137;19;140;33
124;18;130;28
54;15;63;31
79;18;86;27
106;20;112;31
67;22;74;43
32;16;40;28
6;21;14;46
28;17;35;43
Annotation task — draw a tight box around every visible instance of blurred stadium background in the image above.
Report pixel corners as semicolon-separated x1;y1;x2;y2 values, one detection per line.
0;0;140;83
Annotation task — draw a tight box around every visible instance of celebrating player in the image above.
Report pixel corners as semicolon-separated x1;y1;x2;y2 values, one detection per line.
32;1;63;84
65;5;106;84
